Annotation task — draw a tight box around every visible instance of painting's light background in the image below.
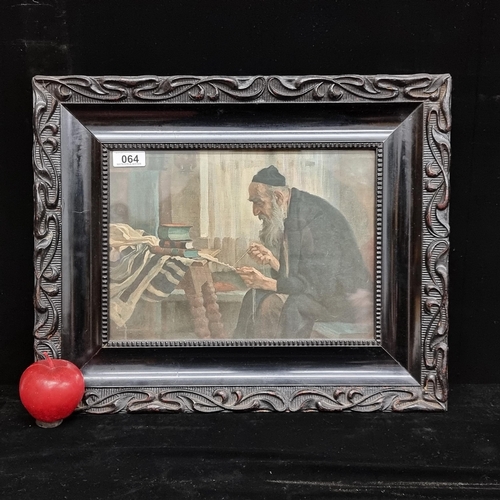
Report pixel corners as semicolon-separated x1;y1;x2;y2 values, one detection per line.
109;149;375;340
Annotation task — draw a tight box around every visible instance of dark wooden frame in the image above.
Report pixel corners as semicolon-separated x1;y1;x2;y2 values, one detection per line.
33;75;450;412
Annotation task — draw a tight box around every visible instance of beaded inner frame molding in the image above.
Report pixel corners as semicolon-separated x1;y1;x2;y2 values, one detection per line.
32;75;450;413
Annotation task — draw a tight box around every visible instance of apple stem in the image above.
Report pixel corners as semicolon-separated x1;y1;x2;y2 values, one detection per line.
42;352;55;368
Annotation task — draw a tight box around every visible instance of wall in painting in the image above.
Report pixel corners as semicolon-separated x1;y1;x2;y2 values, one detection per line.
108;149;375;342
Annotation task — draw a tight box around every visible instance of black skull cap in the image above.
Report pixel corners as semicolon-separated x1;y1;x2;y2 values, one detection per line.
251;165;286;187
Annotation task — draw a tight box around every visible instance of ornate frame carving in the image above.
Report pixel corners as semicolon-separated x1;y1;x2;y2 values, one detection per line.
32;74;451;412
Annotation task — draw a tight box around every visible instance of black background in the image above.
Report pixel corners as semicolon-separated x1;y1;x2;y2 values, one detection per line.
0;1;499;498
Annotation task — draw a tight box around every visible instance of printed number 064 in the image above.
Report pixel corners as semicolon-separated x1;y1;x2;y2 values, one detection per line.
122;155;139;163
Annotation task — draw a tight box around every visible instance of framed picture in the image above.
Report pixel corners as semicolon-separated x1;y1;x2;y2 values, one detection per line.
33;74;451;412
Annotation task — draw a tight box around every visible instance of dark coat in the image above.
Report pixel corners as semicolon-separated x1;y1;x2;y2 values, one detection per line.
274;188;371;320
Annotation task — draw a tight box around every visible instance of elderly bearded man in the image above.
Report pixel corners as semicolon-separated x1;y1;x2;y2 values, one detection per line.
234;165;372;339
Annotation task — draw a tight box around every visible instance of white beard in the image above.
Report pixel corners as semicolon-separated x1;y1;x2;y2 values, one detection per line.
259;199;285;259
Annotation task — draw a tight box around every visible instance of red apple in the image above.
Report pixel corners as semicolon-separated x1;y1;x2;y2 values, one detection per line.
19;353;85;427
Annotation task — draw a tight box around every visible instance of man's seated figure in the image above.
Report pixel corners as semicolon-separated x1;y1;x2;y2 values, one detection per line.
234;165;372;339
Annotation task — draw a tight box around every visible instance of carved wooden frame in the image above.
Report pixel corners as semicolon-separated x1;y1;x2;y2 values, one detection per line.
32;75;450;413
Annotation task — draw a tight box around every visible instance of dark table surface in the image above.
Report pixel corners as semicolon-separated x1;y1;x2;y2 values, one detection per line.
1;384;499;499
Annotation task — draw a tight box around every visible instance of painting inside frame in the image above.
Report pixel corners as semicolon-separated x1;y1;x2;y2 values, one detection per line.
107;148;376;343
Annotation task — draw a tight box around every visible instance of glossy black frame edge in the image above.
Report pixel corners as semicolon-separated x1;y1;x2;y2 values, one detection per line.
32;75;451;413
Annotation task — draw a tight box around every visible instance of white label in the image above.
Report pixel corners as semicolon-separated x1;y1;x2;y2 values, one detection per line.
112;151;146;167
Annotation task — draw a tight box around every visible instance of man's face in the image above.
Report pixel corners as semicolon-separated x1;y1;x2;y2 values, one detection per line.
249;182;286;256
248;182;274;220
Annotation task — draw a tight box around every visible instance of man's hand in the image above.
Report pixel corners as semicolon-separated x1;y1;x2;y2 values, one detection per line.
236;266;277;291
247;243;280;271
